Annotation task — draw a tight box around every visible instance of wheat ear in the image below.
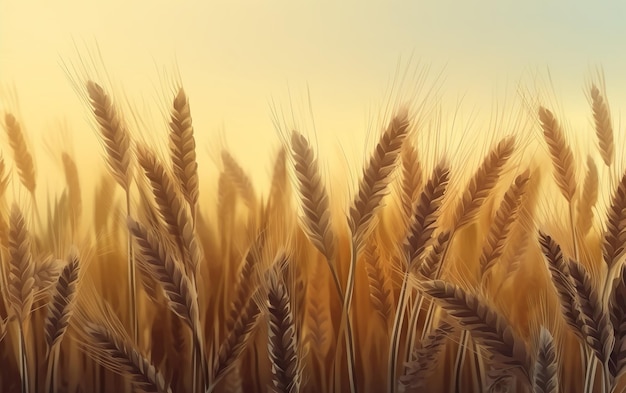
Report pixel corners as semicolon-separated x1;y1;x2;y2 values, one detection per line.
210;292;261;392
169;87;199;221
8;203;34;393
3;113;36;196
290;130;336;262
265;261;301;393
603;170;626;276
400;141;424;224
533;327;559;393
577;156;599;237
419;279;532;387
364;242;393;327
86;81;132;190
399;321;455;391
221;150;257;210
480;170;530;280
591;84;615;167
83;321;171;393
453;136;516;230
568;259;614;393
44;248;80;393
538;106;577;202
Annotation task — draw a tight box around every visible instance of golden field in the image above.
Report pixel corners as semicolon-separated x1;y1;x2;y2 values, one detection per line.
0;63;626;393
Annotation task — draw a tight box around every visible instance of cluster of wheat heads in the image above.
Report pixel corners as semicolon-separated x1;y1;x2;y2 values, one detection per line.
0;76;626;393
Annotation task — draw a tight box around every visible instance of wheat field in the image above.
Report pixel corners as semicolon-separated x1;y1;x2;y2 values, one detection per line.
0;69;625;393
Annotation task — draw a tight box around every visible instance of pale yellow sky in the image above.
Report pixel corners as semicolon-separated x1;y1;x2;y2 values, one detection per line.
2;0;626;207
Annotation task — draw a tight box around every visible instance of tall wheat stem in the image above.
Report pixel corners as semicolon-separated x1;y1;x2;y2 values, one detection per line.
388;271;410;393
126;195;138;344
335;239;359;393
19;323;29;393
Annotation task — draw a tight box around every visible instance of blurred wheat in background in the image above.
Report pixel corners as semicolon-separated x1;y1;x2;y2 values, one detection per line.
1;56;626;393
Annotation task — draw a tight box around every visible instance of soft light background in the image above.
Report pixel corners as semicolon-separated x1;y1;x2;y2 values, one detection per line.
2;0;626;207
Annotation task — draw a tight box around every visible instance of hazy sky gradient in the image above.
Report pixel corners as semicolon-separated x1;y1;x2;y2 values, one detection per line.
2;0;626;202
